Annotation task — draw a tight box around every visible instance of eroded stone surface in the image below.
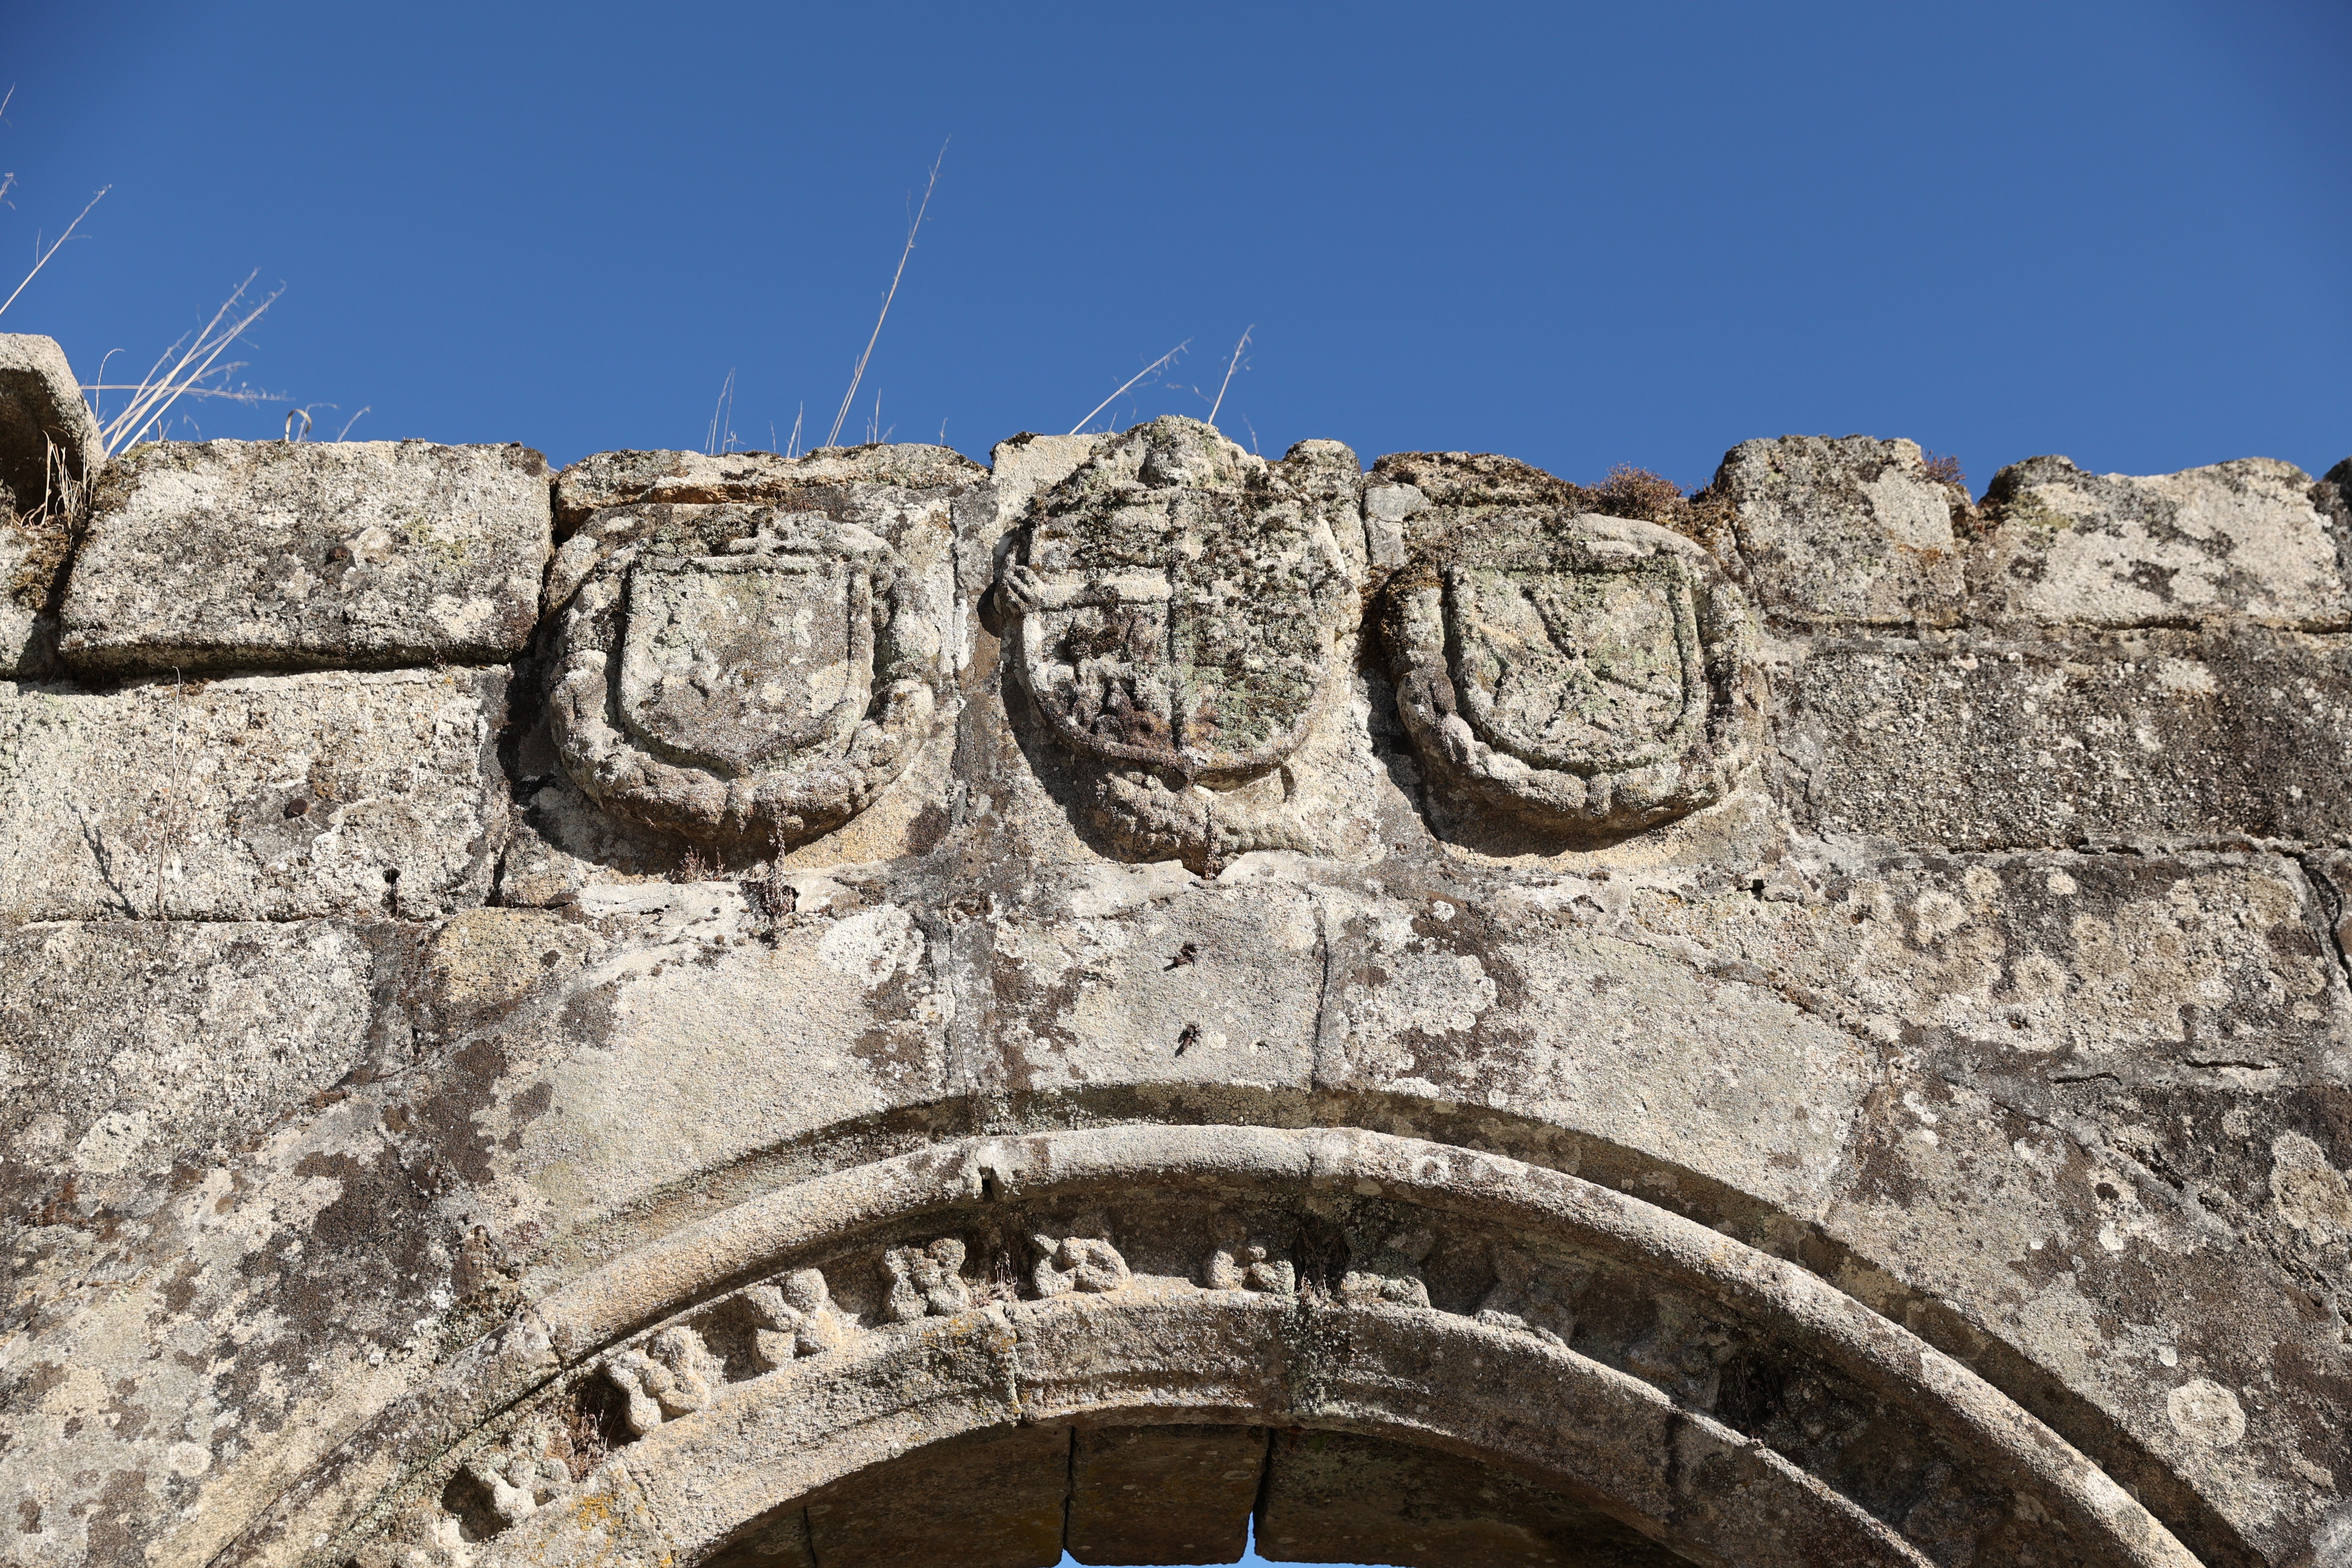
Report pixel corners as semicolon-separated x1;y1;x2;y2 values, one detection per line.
1779;628;2352;849
0;666;508;919
992;416;1374;871
0;332;102;514
61;441;552;674
4;418;2348;1568
543;446;977;848
1376;451;1764;836
1972;455;2349;630
1706;434;1970;627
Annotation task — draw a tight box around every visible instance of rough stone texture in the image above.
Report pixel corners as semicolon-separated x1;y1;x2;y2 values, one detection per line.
0;332;102;514
552;442;982;535
0;509;70;676
1375;451;1765;837
1972;455;2350;630
0;666;508;919
1778;627;2352;849
540;447;977;850
60;441;552;674
4;418;2349;1568
1705;435;1970;627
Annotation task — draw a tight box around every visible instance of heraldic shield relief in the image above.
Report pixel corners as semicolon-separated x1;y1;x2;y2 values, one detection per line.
1379;457;1764;835
995;417;1369;869
548;503;942;846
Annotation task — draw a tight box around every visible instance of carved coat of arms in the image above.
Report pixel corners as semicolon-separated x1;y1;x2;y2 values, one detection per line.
547;502;943;847
1378;456;1762;834
993;417;1369;869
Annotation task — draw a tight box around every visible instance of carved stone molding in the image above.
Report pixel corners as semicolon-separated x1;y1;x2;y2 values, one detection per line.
228;1127;2200;1568
546;505;943;846
1376;453;1765;836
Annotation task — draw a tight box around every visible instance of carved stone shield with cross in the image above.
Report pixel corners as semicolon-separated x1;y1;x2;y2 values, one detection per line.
997;417;1368;869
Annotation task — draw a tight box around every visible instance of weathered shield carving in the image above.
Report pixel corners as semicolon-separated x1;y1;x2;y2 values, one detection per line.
996;416;1369;868
1445;557;1705;775
1019;491;1344;781
618;555;871;777
548;505;941;846
1384;496;1761;835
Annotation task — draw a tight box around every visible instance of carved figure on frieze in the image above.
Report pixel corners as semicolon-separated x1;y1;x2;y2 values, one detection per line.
1205;1222;1297;1295
1474;1242;1584;1346
992;416;1372;872
547;503;943;847
604;1325;717;1436
1375;453;1764;837
457;1426;572;1532
1028;1214;1131;1296
882;1237;973;1322
742;1267;846;1368
1339;1226;1435;1309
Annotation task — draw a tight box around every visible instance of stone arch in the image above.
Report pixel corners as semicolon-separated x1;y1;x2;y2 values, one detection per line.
228;1125;2199;1568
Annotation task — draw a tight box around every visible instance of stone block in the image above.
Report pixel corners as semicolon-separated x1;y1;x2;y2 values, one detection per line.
1705;434;1968;627
1066;1425;1265;1565
0;333;101;514
1778;628;2352;849
60;439;552;674
980;870;1325;1099
0;918;384;1216
1970;454;2349;629
802;1424;1070;1568
553;442;985;533
1315;877;1873;1218
1257;1429;1683;1567
0;666;508;921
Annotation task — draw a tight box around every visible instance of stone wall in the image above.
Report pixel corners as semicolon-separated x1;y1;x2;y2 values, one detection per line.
2;332;2349;1568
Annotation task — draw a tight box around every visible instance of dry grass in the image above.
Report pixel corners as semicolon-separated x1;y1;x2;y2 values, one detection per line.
84;273;284;455
1591;463;1689;526
826;142;946;450
1069;340;1189;435
1921;450;1968;494
1206;325;1253;427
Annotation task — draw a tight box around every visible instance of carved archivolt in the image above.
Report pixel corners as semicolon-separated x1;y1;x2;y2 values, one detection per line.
233;1127;2198;1568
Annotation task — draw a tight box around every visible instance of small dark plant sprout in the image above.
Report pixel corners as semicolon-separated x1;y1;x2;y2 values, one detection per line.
1921;451;1968;494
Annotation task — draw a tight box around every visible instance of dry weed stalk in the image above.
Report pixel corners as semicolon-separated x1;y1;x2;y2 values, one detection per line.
1206;325;1253;427
706;369;739;456
86;272;283;454
1070;340;1189;436
826;141;947;449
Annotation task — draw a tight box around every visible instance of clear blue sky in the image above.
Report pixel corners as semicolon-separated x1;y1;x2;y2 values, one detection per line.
3;0;2345;495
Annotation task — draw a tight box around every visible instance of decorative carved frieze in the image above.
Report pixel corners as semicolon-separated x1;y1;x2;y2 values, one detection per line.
743;1267;846;1367
605;1325;718;1436
882;1237;974;1322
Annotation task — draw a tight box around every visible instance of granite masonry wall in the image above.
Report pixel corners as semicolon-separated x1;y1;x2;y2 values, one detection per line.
3;332;2350;1568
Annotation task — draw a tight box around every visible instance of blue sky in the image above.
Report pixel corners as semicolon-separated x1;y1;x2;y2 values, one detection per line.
3;0;2345;496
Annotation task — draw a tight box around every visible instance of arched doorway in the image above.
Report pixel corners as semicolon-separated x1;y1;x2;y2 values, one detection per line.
254;1127;2193;1568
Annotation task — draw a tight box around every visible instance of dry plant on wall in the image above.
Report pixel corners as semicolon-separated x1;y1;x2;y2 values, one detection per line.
2;86;288;467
